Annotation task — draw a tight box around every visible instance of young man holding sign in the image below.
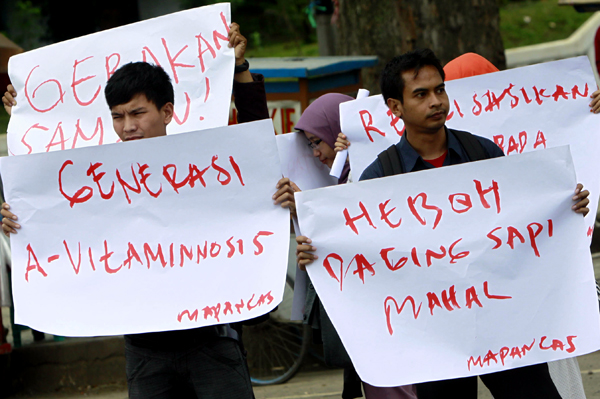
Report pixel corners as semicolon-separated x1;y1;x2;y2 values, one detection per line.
296;49;590;399
2;23;267;399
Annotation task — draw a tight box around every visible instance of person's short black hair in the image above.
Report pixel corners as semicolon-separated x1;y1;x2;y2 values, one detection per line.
104;62;174;110
380;48;445;104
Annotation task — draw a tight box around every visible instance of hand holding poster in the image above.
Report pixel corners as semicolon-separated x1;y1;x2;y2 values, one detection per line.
340;57;600;235
295;147;600;386
0;119;289;336
275;132;338;320
7;3;234;155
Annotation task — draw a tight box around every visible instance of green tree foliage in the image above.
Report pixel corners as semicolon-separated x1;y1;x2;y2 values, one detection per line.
179;0;316;52
7;0;48;50
500;0;590;48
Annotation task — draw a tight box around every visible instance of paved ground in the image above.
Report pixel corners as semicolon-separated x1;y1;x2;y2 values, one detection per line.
5;351;600;399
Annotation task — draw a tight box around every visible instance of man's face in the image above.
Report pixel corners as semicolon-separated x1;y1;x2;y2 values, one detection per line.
387;65;449;135
110;93;173;142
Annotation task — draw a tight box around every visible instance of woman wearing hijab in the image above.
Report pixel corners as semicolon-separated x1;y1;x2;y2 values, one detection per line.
273;93;418;399
443;52;499;81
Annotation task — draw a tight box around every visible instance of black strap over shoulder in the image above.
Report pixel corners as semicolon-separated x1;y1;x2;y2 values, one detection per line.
452;129;487;162
376;129;489;177
377;144;403;177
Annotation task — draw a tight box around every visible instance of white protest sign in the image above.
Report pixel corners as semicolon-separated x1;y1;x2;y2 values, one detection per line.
276;132;338;191
0;119;289;336
7;3;234;156
296;146;600;386
330;88;370;178
275;132;338;320
340;57;600;236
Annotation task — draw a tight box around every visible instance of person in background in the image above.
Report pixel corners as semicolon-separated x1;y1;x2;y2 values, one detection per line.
443;52;499;80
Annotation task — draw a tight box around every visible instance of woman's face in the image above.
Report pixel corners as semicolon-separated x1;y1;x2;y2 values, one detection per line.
304;131;336;168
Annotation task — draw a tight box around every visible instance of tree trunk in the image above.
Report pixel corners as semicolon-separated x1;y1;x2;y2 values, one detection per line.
337;0;506;94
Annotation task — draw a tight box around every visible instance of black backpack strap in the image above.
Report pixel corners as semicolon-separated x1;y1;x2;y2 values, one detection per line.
452;129;488;161
376;130;486;177
377;144;404;176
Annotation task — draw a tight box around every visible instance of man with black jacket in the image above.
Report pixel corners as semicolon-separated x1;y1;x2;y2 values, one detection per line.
296;49;590;399
2;23;269;399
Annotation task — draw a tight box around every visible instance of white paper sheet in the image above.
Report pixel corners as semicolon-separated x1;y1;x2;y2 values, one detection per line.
276;133;338;320
276;132;338;191
7;3;234;155
296;146;600;386
1;119;290;336
330;88;371;179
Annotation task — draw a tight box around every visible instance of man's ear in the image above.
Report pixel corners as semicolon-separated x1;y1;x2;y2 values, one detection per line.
387;98;403;119
162;102;174;125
